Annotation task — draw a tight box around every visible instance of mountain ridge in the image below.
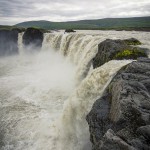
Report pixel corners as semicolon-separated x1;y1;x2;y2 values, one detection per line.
13;16;150;30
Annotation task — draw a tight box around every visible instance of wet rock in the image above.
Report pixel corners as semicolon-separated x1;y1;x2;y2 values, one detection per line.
87;58;150;150
93;39;148;68
23;27;43;48
0;29;20;56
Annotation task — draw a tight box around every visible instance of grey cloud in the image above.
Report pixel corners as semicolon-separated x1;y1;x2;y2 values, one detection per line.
0;0;150;25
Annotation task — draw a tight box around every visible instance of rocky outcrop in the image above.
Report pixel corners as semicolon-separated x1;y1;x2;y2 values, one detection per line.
93;39;148;68
23;27;44;48
0;29;21;56
64;29;76;33
87;58;150;150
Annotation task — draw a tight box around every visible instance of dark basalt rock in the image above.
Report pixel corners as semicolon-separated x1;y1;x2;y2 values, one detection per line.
87;58;150;150
64;29;76;33
93;39;148;68
123;38;141;45
0;29;20;56
23;27;43;48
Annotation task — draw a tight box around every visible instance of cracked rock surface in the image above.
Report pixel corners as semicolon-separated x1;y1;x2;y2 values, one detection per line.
87;58;150;150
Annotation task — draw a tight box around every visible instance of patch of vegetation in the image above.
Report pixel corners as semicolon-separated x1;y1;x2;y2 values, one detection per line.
123;38;142;45
0;25;25;32
27;27;49;33
114;49;147;60
125;41;141;45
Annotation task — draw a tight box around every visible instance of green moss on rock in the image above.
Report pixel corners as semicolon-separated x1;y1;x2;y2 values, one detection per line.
123;38;142;45
114;49;147;60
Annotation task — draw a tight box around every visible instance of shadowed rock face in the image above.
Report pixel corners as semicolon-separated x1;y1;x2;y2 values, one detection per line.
23;28;43;48
93;39;148;68
0;29;20;56
87;58;150;150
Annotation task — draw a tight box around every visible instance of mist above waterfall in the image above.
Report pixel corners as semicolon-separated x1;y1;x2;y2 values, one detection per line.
0;45;76;150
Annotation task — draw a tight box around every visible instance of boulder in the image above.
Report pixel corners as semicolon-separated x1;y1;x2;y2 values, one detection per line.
93;39;148;68
87;58;150;150
64;29;76;33
23;27;43;48
0;29;20;56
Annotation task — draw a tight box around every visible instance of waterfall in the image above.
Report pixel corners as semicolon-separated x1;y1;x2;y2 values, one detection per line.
42;33;63;51
42;33;108;82
16;32;135;150
55;59;132;150
18;32;24;55
1;30;149;150
40;33;134;150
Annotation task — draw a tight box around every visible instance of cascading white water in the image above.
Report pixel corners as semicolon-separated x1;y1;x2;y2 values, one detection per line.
0;30;150;150
42;33;108;83
56;60;132;150
18;32;24;55
0;50;76;150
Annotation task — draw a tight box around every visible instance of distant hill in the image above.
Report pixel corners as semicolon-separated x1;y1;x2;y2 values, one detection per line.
15;20;99;30
13;16;150;30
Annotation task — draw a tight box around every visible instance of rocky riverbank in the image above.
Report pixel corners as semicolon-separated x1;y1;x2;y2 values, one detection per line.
87;58;150;150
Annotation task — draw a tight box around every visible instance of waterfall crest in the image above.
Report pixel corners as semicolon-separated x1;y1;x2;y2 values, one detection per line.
42;33;107;82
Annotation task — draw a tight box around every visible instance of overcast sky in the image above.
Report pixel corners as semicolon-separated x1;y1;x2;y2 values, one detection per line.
0;0;150;25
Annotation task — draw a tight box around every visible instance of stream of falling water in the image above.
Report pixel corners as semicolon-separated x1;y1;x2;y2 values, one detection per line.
0;30;150;150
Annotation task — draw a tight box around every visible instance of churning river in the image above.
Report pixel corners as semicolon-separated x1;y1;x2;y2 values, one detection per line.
0;30;150;150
